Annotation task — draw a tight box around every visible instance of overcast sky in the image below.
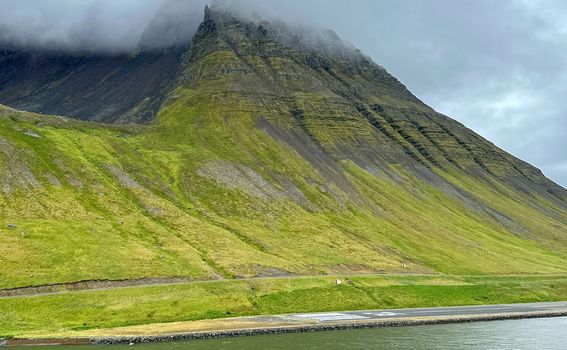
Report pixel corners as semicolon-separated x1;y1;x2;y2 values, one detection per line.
0;0;565;187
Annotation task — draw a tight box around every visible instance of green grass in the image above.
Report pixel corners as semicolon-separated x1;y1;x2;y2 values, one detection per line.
0;274;565;338
0;86;566;290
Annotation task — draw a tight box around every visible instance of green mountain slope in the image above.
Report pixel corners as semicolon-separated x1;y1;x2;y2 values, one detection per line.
0;6;566;291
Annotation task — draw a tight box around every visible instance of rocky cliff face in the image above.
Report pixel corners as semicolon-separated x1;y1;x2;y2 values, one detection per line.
0;5;565;289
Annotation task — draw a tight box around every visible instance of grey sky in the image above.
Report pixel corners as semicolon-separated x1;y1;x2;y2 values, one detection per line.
0;0;565;187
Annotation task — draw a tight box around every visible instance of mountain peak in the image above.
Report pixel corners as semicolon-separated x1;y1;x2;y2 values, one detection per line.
178;4;423;108
204;4;212;21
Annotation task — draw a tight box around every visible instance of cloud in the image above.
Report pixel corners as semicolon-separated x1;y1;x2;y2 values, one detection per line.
139;0;206;49
0;0;166;52
0;0;345;52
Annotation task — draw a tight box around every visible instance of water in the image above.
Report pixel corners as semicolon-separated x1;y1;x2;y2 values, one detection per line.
12;317;567;349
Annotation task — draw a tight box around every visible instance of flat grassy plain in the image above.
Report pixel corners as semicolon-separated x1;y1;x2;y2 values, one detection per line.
1;274;565;338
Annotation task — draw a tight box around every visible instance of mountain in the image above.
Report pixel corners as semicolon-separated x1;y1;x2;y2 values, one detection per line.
0;4;566;290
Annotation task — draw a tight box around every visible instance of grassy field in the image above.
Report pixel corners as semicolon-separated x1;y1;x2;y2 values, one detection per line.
1;274;565;338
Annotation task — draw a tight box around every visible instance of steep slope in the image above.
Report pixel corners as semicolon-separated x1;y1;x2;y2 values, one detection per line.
0;48;183;123
0;6;566;290
179;6;567;205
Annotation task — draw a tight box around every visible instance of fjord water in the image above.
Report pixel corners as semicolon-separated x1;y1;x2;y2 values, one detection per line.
13;317;567;349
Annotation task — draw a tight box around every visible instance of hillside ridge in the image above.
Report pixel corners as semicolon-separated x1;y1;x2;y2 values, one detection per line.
0;5;565;291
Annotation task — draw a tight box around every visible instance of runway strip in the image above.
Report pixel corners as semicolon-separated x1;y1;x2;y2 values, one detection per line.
283;301;567;322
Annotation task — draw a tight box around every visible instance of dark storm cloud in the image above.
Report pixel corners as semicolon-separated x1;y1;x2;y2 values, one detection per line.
0;0;565;186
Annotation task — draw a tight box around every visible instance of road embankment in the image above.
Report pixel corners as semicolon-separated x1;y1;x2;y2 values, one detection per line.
3;303;567;346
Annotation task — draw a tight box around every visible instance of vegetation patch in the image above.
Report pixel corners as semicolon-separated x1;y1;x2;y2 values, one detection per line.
0;274;565;338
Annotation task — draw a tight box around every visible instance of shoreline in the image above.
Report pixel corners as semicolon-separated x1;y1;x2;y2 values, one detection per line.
4;309;567;347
